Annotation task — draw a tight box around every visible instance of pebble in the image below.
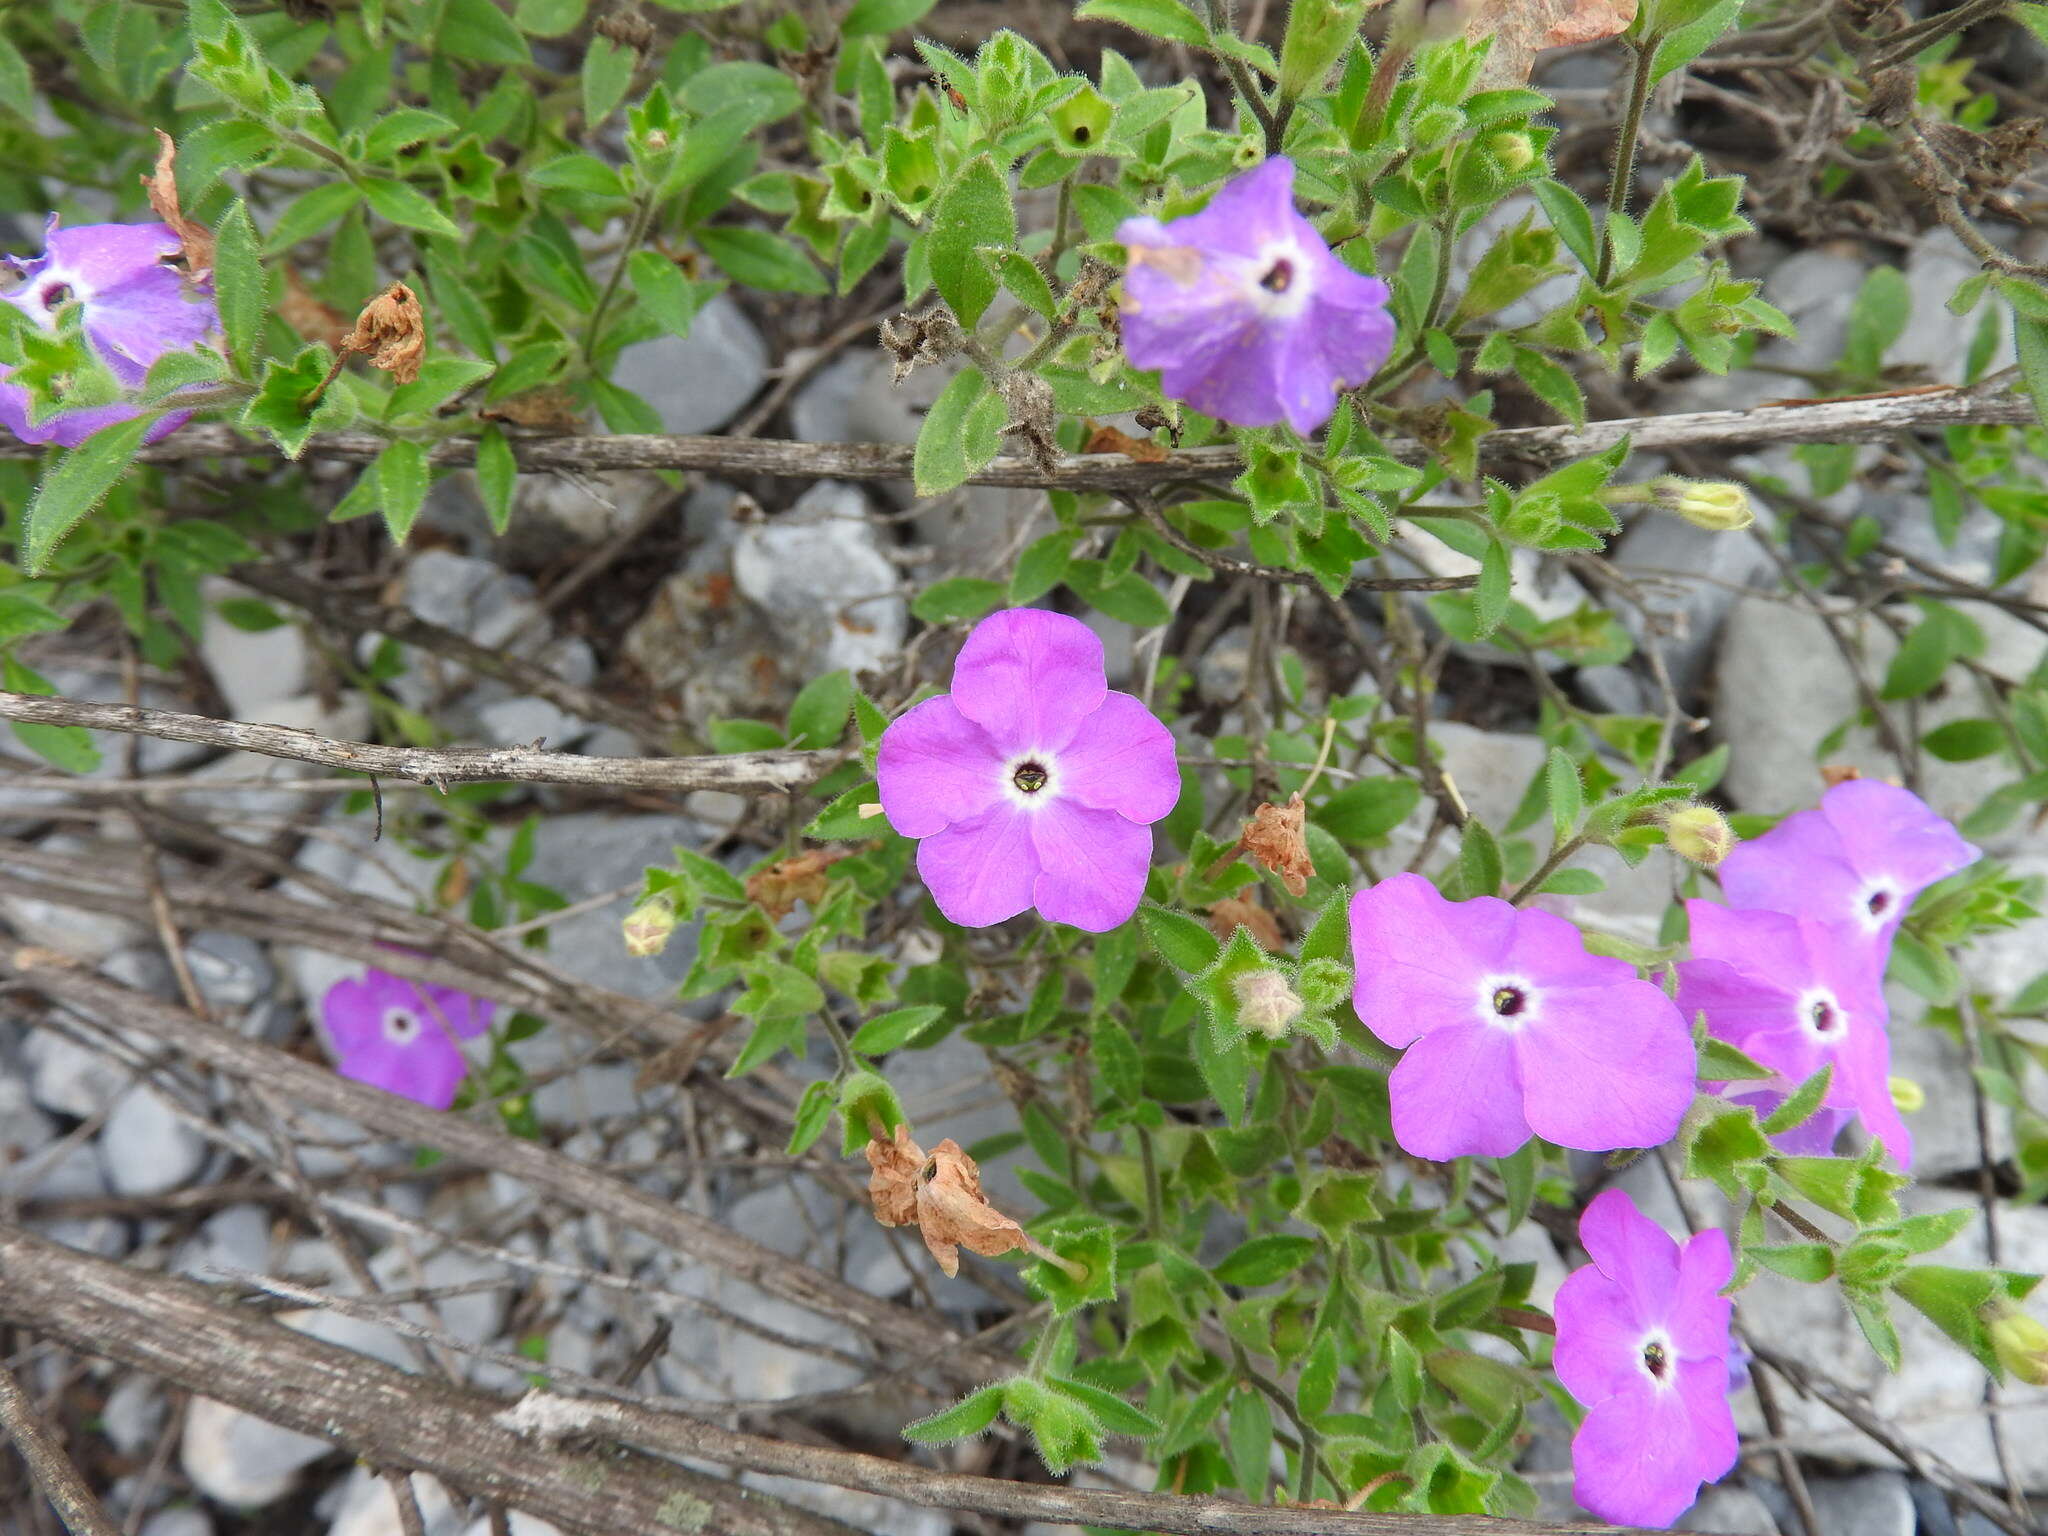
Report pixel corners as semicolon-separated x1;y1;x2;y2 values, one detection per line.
138;1510;216;1536
24;1027;129;1120
322;1465;461;1536
1807;1471;1916;1536
102;1373;169;1458
476;695;586;751
401;550;544;654
730;480;908;679
180;1394;331;1508
198;577;311;720
1680;1483;1782;1534
101;1085;210;1197
607;293;769;435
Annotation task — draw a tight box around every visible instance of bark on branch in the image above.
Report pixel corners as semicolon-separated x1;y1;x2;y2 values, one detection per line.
0;1220;1654;1536
0;691;832;795
1;383;2028;487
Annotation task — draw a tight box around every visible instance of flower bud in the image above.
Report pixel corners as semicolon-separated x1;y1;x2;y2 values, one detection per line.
644;129;670;152
1983;1298;2048;1385
1297;957;1352;1012
1889;1075;1926;1114
1488;131;1537;174
1231;969;1304;1039
622;893;677;957
1653;477;1754;532
1664;805;1735;868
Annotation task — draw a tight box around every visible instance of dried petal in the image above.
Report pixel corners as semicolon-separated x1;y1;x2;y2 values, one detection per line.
745;848;854;921
916;1138;1028;1277
1208;895;1285;950
344;281;426;385
1462;0;1637;86
1081;421;1169;462
865;1123;925;1228
1240;791;1314;896
278;265;350;351
141;129;215;279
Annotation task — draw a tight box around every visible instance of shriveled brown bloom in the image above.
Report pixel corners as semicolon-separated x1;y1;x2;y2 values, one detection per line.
863;1127;1030;1278
1081;421;1168;463
745;847;854;920
865;1123;924;1228
277;266;350;350
918;1139;1028;1276
1463;0;1636;86
141;129;214;278
1239;792;1314;897
1819;763;1865;788
1209;895;1285;951
343;282;425;385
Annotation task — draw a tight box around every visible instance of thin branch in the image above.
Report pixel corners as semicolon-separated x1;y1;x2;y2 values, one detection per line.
0;692;830;795
1137;498;1477;592
0;1354;123;1536
1;383;2028;486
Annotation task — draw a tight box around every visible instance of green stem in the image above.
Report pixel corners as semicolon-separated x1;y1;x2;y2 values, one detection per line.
1025;1316;1068;1379
1509;832;1589;906
582;192;659;365
1233;1344;1325;1503
1594;42;1657;287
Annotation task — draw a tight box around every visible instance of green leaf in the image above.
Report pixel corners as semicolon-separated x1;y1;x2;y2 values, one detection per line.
375;438;431;543
787;669;854;747
0;30;34;119
912;365;1003;496
1009;532;1074;603
2015;312;2048;432
264;183;365;257
787;1078;836;1155
1141;904;1220;972
362;107;459;161
1314;778;1422;843
1075;0;1209;45
928;155;1014;328
1473;536;1512;639
1545;747;1582;840
1213;1234;1316;1287
0;593;71;643
1455;818;1504;900
1698;1036;1777;1082
582;34;636;124
1066;560;1172;627
1882;602;1982;700
904;1384;1005;1444
529;153;626;197
1750;1242;1835;1283
362;177;463;238
806;781;884;839
837;1067;904;1152
698;226;828;295
626;249;712;337
22;414;159;575
211;199;267;375
911;577;1006;625
439;0;533;63
476;425;517;535
1225;1387;1272;1497
1923;718;2004;763
2;656;100;774
850;1005;947;1054
844;0;938;34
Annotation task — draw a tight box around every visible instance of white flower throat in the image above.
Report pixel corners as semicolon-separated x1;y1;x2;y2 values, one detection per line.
1001;752;1059;810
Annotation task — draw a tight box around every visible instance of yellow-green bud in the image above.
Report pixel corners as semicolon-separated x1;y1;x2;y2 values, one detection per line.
622;893;678;957
1232;969;1303;1039
1488;131;1537;174
1664;805;1735;869
1653;478;1754;532
1984;1298;2048;1385
1889;1076;1926;1114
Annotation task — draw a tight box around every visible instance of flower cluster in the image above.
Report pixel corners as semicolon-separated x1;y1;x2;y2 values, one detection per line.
321;968;495;1110
0;218;216;447
1679;779;1979;1166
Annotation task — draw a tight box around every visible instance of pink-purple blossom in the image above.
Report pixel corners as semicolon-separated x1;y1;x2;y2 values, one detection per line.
1719;779;1977;948
876;608;1179;932
0;219;216;447
1554;1188;1738;1528
1116;156;1394;435
1347;873;1696;1160
1676;901;1911;1167
321;968;494;1110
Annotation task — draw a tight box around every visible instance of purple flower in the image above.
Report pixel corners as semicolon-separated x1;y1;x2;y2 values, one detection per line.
0;218;216;448
1116;157;1394;435
876;608;1179;932
1719;779;1977;948
1348;873;1697;1160
321;968;494;1110
1677;901;1910;1168
1555;1188;1738;1528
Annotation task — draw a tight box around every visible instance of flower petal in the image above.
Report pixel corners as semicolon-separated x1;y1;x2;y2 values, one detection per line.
1387;1021;1530;1159
1516;978;1695;1152
1553;1264;1652;1405
1054;690;1179;823
85;268;217;386
337;1033;469;1109
950;608;1107;753
1670;1228;1735;1362
1571;1378;1717;1529
915;802;1039;928
1718;805;1861;927
1576;1188;1681;1323
877;694;1004;838
1823;778;1980;911
1674;1356;1740;1485
1028;798;1154;932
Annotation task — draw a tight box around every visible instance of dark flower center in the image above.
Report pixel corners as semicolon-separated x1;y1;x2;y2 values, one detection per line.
1071;124;1092;144
1810;999;1840;1035
1259;258;1294;294
1642;1341;1670;1379
1866;889;1891;918
384;1008;421;1044
1492;986;1526;1017
38;282;70;310
1012;760;1050;795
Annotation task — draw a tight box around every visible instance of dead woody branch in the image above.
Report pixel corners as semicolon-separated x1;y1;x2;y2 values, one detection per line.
0;381;2029;487
0;691;832;795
